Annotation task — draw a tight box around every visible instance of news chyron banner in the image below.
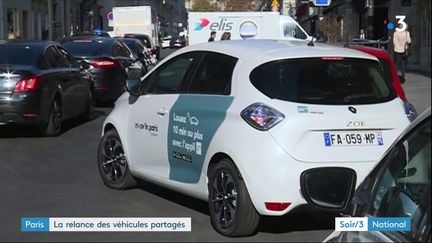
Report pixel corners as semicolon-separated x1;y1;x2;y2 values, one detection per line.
21;217;191;232
335;217;410;232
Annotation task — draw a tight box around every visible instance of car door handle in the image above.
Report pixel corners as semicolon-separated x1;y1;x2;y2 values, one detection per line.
157;107;168;116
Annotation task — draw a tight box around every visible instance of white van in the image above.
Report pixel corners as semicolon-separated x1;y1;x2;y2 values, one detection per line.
188;12;311;45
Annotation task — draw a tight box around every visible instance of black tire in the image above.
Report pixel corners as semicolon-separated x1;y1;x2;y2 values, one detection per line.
208;159;260;237
40;99;62;136
97;129;137;189
80;90;95;121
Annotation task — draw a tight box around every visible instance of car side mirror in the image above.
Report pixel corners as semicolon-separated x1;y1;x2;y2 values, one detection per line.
398;75;406;84
125;78;142;97
300;167;357;210
80;60;90;70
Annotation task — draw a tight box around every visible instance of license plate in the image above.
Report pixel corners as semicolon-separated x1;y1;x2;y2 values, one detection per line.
323;131;383;147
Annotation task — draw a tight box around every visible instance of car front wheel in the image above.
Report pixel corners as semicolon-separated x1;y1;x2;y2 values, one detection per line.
208;159;260;237
97;129;137;189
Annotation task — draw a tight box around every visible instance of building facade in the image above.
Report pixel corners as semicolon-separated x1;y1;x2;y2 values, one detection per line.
1;0;188;41
0;0;84;41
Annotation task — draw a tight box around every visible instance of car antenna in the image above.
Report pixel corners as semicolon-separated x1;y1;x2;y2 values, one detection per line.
307;36;315;46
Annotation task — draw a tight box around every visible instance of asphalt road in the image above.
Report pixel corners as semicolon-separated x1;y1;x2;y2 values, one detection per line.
1;48;430;242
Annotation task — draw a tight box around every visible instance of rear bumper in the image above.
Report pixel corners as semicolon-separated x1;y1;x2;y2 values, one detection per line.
91;70;125;103
233;136;379;216
0;93;43;125
210;121;384;217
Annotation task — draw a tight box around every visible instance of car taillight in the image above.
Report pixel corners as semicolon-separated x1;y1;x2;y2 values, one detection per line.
240;103;285;131
265;202;291;211
14;75;44;93
404;101;418;122
90;58;118;68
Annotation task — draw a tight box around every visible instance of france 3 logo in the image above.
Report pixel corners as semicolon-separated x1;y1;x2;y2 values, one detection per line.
386;15;408;32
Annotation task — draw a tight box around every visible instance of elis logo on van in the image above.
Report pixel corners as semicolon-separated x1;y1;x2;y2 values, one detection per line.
193;18;210;30
209;18;234;31
194;18;234;32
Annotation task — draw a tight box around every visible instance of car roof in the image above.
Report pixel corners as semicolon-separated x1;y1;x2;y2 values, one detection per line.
178;40;378;63
348;45;392;60
124;33;150;38
114;37;140;43
0;40;58;48
62;36;114;43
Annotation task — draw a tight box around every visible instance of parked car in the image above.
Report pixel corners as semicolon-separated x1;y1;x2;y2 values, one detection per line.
116;37;157;73
0;41;94;136
301;107;430;242
348;45;417;121
161;36;172;49
72;31;111;38
61;36;145;104
170;35;186;48
123;33;160;60
97;40;411;236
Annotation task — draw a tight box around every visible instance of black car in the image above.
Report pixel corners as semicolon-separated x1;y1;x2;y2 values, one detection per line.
123;34;160;60
72;31;111;38
115;38;157;74
62;37;145;103
0;41;94;136
170;35;186;48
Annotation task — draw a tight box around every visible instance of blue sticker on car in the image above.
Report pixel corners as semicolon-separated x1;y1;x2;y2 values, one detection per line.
323;132;331;146
167;95;234;183
297;106;309;113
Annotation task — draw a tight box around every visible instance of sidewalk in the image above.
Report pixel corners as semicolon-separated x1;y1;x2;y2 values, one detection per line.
403;72;431;114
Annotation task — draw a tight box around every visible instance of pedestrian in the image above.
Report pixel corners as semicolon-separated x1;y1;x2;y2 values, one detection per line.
220;32;231;40
393;23;411;78
208;31;216;42
359;28;366;40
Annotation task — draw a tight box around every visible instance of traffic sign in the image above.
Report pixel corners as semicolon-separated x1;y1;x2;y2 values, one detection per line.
313;0;331;6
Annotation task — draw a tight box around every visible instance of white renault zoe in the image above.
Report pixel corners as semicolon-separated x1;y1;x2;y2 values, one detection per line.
97;40;411;236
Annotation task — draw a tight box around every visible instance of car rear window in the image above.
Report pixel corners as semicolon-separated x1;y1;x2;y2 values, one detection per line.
62;40;112;57
378;58;393;86
250;58;396;105
0;45;40;66
124;35;152;48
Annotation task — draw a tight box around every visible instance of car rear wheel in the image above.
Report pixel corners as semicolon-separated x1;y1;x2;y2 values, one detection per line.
208;159;260;237
97;129;137;189
40;100;62;136
80;90;95;121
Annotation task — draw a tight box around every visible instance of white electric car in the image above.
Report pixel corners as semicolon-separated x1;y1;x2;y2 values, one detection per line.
97;40;411;237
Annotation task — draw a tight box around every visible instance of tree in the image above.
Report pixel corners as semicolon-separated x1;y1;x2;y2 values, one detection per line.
317;14;342;42
224;0;262;11
191;0;217;12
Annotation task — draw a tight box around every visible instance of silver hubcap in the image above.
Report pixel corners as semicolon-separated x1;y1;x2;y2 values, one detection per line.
100;137;127;182
212;170;238;228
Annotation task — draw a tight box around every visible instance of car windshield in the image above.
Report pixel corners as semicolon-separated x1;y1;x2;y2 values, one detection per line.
0;45;40;66
250;58;396;105
62;40;111;57
283;23;307;40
